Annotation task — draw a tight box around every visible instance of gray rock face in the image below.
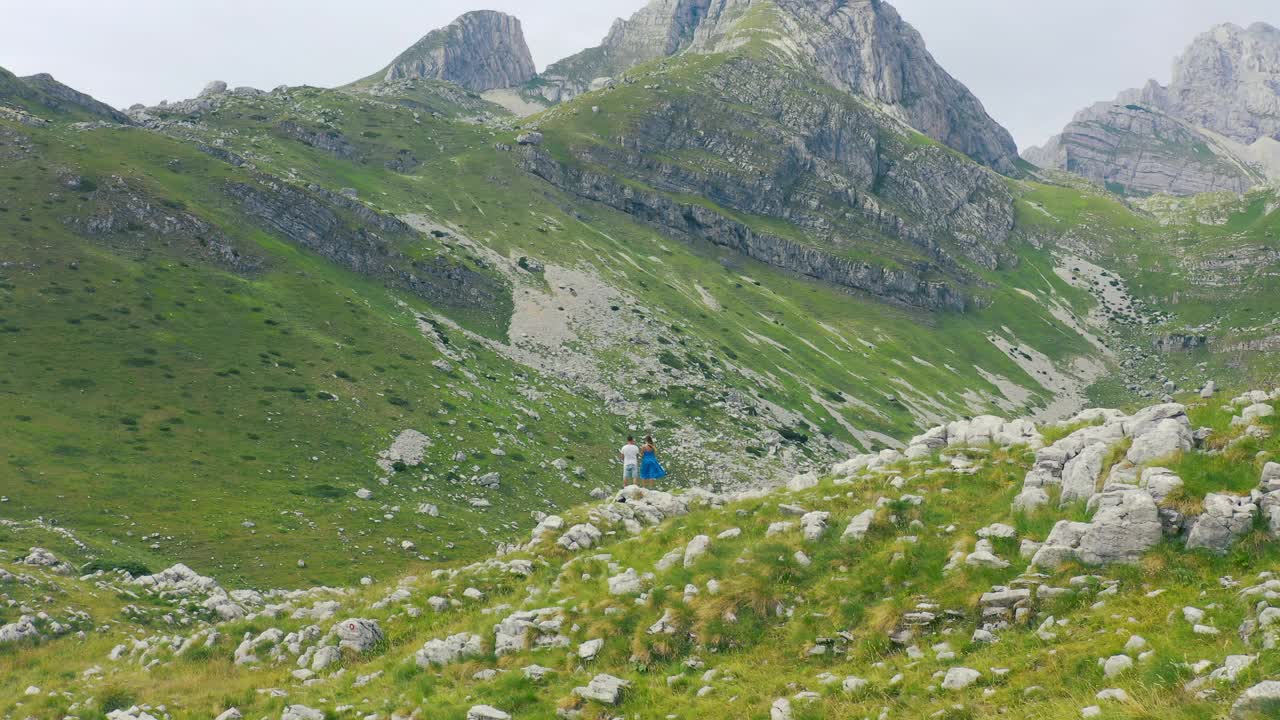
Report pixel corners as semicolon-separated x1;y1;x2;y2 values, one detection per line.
199;80;228;97
763;0;1019;172
1163;23;1280;145
0;618;39;644
557;523;603;551
541;0;709;101
842;509;877;541
1260;493;1280;537
466;706;511;720
1126;417;1192;465
1186;494;1258;553
1075;489;1163;565
19;547;68;570
224;174;505;315
493;608;568;656
378;11;536;92
1059;442;1108;505
541;0;1018;171
1025;22;1280;196
1024;104;1261;197
800;511;830;541
941;667;981;690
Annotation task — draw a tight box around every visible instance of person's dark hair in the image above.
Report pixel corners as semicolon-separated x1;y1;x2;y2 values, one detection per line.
645;435;653;444
627;435;634;442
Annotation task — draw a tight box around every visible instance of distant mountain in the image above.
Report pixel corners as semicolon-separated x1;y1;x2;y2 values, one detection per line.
358;10;536;92
1025;22;1280;196
0;65;132;124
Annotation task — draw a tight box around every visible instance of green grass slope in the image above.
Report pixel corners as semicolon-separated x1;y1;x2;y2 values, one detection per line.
2;392;1277;719
0;118;616;588
2;27;1278;607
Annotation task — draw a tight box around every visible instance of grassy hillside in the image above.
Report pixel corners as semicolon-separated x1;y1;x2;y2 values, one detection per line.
1012;180;1280;404
0;119;618;588
0;71;1130;588
2;392;1277;719
5;53;1279;590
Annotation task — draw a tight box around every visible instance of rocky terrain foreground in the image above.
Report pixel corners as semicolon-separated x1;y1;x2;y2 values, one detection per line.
3;388;1279;719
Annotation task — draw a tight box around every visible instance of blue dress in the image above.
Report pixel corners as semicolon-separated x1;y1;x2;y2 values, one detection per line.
639;448;666;480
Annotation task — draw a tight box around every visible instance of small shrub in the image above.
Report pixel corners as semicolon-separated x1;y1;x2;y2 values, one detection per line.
778;425;809;444
98;687;135;713
82;559;151;577
291;484;345;499
657;350;685;370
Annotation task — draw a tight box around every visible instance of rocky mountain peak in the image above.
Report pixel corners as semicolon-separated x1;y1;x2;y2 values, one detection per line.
1024;19;1280;196
765;0;1019;172
541;0;1019;172
1163;20;1280;145
374;10;536;92
601;0;713;70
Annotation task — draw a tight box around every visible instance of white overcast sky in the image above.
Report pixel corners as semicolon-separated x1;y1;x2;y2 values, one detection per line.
3;0;1277;149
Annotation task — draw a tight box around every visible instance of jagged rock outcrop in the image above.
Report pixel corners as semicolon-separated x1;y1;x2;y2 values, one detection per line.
538;0;715;101
1025;22;1280;195
537;0;1019;171
373;11;536;92
755;0;1018;172
520;145;969;311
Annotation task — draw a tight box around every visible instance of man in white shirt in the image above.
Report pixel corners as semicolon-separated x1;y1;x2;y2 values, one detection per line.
618;436;639;486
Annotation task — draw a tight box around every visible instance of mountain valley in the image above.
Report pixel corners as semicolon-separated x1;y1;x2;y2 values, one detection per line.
1;1;1279;718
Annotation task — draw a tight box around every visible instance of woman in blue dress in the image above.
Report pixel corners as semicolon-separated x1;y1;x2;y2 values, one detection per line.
639;434;666;488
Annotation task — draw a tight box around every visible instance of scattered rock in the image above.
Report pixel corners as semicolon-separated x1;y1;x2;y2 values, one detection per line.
574;673;630;704
415;632;484;667
941;667;980;690
466;706;511;720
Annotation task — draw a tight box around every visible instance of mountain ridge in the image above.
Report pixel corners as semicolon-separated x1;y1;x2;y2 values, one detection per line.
1025;20;1280;196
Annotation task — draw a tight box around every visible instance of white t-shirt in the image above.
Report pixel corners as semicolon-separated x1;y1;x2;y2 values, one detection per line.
619;444;639;466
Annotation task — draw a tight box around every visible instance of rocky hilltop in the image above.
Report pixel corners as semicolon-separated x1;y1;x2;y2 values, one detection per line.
366;10;536;92
0;66;132;125
1025;21;1280;196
